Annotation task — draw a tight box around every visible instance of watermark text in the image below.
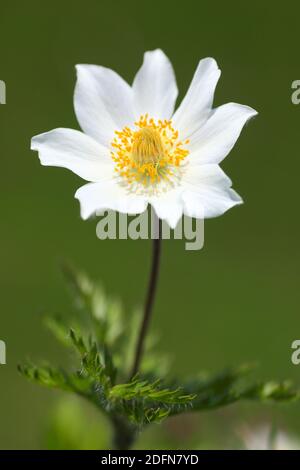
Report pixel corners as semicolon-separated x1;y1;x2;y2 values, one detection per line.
0;340;6;365
0;80;6;104
96;209;204;251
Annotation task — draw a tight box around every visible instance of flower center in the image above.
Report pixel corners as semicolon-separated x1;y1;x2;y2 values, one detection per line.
111;114;189;186
131;127;165;166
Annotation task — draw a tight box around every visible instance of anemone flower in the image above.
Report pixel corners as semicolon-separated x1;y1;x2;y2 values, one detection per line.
31;49;257;229
31;51;257;380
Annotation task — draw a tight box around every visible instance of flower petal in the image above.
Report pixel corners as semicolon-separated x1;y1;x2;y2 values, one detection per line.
74;65;135;145
182;164;243;218
31;128;114;182
75;181;148;220
132;49;178;120
149;188;184;229
188;102;257;165
172;58;221;139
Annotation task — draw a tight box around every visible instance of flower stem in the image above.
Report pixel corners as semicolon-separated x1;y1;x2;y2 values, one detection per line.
129;216;162;379
111;416;136;450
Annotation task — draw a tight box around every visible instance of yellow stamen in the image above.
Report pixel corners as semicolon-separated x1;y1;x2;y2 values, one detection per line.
111;115;189;186
131;127;165;166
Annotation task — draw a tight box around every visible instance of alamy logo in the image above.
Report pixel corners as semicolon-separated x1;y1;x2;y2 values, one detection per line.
291;340;300;365
0;340;6;365
291;80;300;105
0;80;6;104
96;208;204;251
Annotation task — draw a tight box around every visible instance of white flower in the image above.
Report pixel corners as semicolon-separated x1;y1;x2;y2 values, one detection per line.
31;50;257;228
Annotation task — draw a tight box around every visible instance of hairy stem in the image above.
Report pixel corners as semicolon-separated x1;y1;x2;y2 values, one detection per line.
129;216;162;379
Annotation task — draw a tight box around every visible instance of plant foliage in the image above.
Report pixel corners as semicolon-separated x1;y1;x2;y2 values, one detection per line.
19;264;300;448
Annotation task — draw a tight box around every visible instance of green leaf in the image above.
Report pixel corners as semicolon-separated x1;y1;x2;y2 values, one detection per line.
169;366;300;415
44;315;71;347
62;263;124;351
18;363;73;392
108;378;195;425
69;328;87;356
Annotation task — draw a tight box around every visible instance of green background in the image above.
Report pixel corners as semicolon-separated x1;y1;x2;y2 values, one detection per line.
1;0;300;449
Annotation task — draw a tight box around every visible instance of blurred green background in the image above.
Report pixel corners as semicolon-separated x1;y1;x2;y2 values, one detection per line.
1;0;300;449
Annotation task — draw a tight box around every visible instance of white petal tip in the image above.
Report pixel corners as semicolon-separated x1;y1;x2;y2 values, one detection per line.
31;133;45;151
242;104;258;120
30;138;37;151
201;57;220;69
75;64;88;74
74;191;92;220
168;218;182;230
144;48;165;57
151;207;182;230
